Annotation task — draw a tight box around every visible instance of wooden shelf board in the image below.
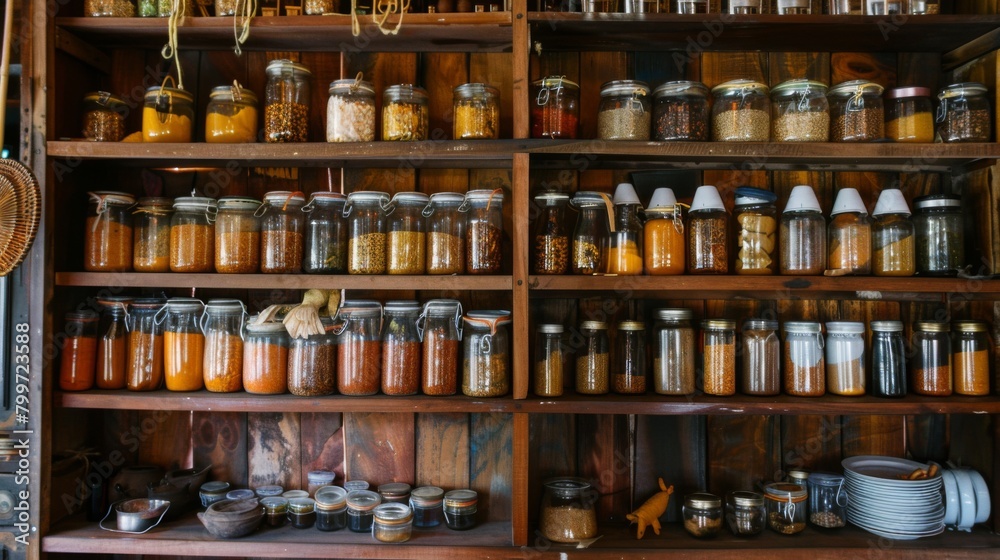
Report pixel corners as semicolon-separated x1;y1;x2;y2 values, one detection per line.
54;272;512;291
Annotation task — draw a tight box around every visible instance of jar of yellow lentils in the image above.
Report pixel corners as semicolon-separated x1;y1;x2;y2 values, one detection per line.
143;85;194;142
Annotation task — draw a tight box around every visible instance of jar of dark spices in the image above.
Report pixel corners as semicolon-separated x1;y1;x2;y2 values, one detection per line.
570;191;610;275
264;59;312;143
711;79;770;142
911;321;952;396
653;308;695;396
262;497;288;527
770;79;830;142
287;497;316;529
687;185;729;274
576;321;609;395
425;192;467;275
535;324;566;397
597;80;651;140
382;301;422;396
336;300;383;396
741;319;780;396
533;192;570;275
913;194;964;276
613;321;647;394
421;299;462;396
652;80;709;141
733;187;778;275
702;319;736;396
443;489;478;530
346;489;381;532
870;321;906;398
829;80;884;142
531;76;580;139
287;318;336;397
379;482;412;505
303;192;347;274
462;311;511;397
952;321;990;396
464;189;504;274
937;82;992;142
780;185;826;275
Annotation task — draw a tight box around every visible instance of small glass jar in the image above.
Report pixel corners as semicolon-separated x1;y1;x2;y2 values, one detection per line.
383;85;429;141
421;299;463;396
937;82;991;143
215;196;261;274
315;486;348;531
780;186;826;275
764;483;807;535
85;0;134;18
913;194;964;276
303;192;348;274
597;80;651;140
787;469;809;489
202;299;246;393
387;192;429;275
425;192;466;275
410;486;444;528
606;185;644;276
464;189;504;274
711;80;770;142
531;77;580;139
885;86;934;143
870;321;906;398
378;483;412;505
382;301;422;396
96;297;130;390
161;297;205;392
576;321;609;395
225;489;255;501
201;481;231;508
373;503;413;543
346;490;382;532
539;478;597;543
702;319;736;396
727;491;765;536
288;319;336;397
827;191;872;275
344;481;370;492
205;85;258;143
261;496;288;528
345;191;391;275
613;321;646;395
82;91;126;141
256;485;284;498
808;473;847;529
85;191;135;272
443;489;478;531
59;311;99;392
952;321;990;396
132;196;173;273
727;0;760;13
741;319;780;396
911;321;953;396
259;191;305;274
865;0;903;13
288;498;317;529
337;300;383;396
535;324;565;397
243;322;289;395
776;0;811;13
533;192;571;275
142;86;194;142
644;200;685;275
683;493;723;538
829;80;884;142
462;311;511;397
872;193;915;277
126;299;166;391
733;187;778;275
454;83;500;140
825;322;865;396
783;322;825;397
687;187;728;275
771;79;829;142
675;0;708;11
327;79;376;142
570;192;610;275
653;309;696;396
264;59;312;143
284;490;309;500
303;0;334;14
170;196;217;273
652;81;710;141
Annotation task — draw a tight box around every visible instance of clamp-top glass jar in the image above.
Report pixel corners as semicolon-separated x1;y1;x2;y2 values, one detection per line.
539;478;597;543
454;83;500;140
59;312;99;392
576;321;610;395
201;299;246;393
387;192;429;275
531;76;580;139
937;82;991;142
96;297;130;390
381;300;422;396
259;191;305;274
170;196;217;273
214;196;260;274
337;300;383;396
373;503;413;543
132;196;172;273
533;192;570;275
327;78;376;142
807;473;847;529
653;309;696;395
143;86;194;142
243;321;289;395
410;486;444;528
652;80;710;141
570;191;610;275
711;80;770;142
783;321;825;397
885;86;934;143
82;91;127;142
764;483;807;535
303;192;347;274
205;85;258;143
780;185;826;275
913;194;964;276
464;189;504;274
597;80;650;140
443;489;478;530
829;80;884;142
126;298;166;391
421;299;463;396
288;318;336;397
462;311;511;397
85;191;135;272
771;79;829;142
264;59;312;143
314;486;348;531
733;187;778;275
383;85;429;141
425;192;466;275
346;490;381;532
644;189;685;275
345;191;391;275
161;298;205;392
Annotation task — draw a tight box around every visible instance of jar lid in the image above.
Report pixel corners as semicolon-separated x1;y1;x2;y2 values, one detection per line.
543;477;591;497
287;497;316;513
348;190;392;205
939;82;987;100
226;488;256;501
163;297;204;314
613;183;641;206
534;192;570;205
328;78;375;95
729;490;764;507
652;80;708;98
647;187;677;211
217;196;262;210
787;469;809;481
144;86;194;103
84;91;127;108
260;496;288;511
135;196;173;209
872;189;911;217
346;489;382;511
580;320;608;330
255;485;283;497
204;299;245;314
701;319;735;330
828;80;884;97
130;298;166;310
808;472;845;486
343;480;369;491
283;490;309;499
379;482;412;497
744;319;778;330
392;192;430;206
571;191;610;208
98;295;132;308
245;320;288;334
308;191;347;206
914;321;950;332
314;486;348;508
465;189;505;203
870;320;903;332
88;191;136;207
953;320;988;333
830;188;868;217
423;298;462;316
264;190;306;206
599;79;650;97
783;185;822;213
655;308;693;321
173;196;217;212
764;482;807;499
463;310;512;329
265;58;312;77
339;300;383;318
454;82;500;97
308;470;335;482
384;84;429;100
783;321;822;334
200;481;231;495
410;486;445;505
771;78;828;97
690;185;725;212
913;194;960;210
373;502;413;524
209;85;258;104
685;492;722;509
619;321;645;331
710;79;768;96
885;86;931;100
443;489;478;508
826;321;864;334
385;300;421;314
538;323;564;334
533;76;580;90
734;186;778;207
65;310;98;322
428;192;465;205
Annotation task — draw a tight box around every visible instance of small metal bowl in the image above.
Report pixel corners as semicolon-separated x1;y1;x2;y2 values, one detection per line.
115;499;170;532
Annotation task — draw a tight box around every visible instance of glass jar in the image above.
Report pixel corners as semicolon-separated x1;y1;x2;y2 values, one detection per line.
937;82;991;142
264;59;312;143
531;77;580;139
741;319;780;396
327;79;376;142
142;86;194;142
644;200;685;275
613;321;646;395
170;196;217;273
865;0;903;13
344;481;369;492
576;321;609;395
597;80;651;140
205;85;258;143
702;319;736;396
464;189;504;274
733;187;778;275
288;319;336;397
410;486;444;528
259;191;305;274
126;299;166;391
344;191;390;275
607;182;644;276
807;473;847;529
262;496;288;528
771;79;829;142
885;86;933;143
726;491;765;536
780;185;826;275
788;469;809;489
827;0;857;13
85;0;134;17
421;299;463;396
304;0;334;14
952;321;990;396
308;472;335;497
373;503;413;543
387;192;429;275
378;483;411;505
425;192;466;275
764;483;807;535
533;192;570;275
652;81;709;141
687;186;728;274
85;191;135;272
454;83;500;139
132;196;173;273
59;311;99;392
382;85;429;141
256;485;283;499
443;489;478;531
683;493;723;538
303;192;347;274
912;321;952;396
213;196;260;274
711;80;770;142
570;191;610;275
776;0;811;13
200;481;230;507
202;299;246;393
872;190;915;277
288;498;316;529
653;309;696;396
913;194;964;276
346;490;381;532
161;298;205;392
535;324;565;397
337;301;383;396
382;301;422;396
243;322;289;395
96;297;130;390
784;321;825;397
829;80;884;142
462;311;511;397
82;91;126;142
870;321;906;398
314;489;348;531
827;189;872;275
728;0;760;13
825;322;865;396
539;478;597;543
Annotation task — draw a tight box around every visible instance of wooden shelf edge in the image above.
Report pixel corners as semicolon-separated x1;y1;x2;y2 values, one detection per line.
54;272;513;291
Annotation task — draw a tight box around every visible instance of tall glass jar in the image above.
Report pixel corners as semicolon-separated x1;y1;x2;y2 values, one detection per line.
535;324;565;397
827;188;871;275
243;322;289;395
382;301;422;396
345;191;391;274
201;299;246;393
952;321;990;396
702;319;736;396
288;319;336;397
303;192;347;274
783;322;825;397
96;297;130;390
215;196;261;274
132;197;172;273
464;189;504;274
733;187;778;275
870;321;906;398
337;301;383;396
570;192;610;275
264;59;312;143
771;79;830;142
462;311;511;397
539;478;597;543
126;298;166;391
741;319;780;396
912;321;952;396
652;80;710;141
383;85;429;141
205;85;258;143
82;91;126;142
711;80;770;142
913;194;964;276
780;185;826;275
613;321;646;394
597;80;651;140
885;86;934;143
327;79;376;142
161;298;205;392
59;311;99;392
453;83;500;140
829;80;884;142
170;196;216;273
422;300;463;396
683;493;724;538
531;77;580;139
687;185;728;274
644;198;685;275
764;483;807;535
533;192;570;275
425;192;466;275
85;191;135;272
728;0;761;12
576;321;609;395
776;0;811;12
606;183;644;275
142;86;194;142
259;191;305;274
872;189;915;277
653;309;695;395
825;322;865;396
807;473;847;529
937;82;992;143
387;192;429;275
727;491;765;537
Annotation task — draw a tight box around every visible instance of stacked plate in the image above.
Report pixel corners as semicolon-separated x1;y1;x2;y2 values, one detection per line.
842;456;945;540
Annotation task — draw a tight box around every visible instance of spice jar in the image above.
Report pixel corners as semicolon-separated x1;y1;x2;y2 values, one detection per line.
711;80;770;142
243;321;289;395
259;191;306;274
613;321;647;394
687;185;728;274
652;81;709;141
170;196;217;273
597;80;651;140
462;311;511;397
728;0;760;11
288;498;317;529
205;85;258;143
871;189;915;277
644;188;685;275
126;298;166;391
443;489;478;530
827;188;871;275
808;473;847;529
378;483;411;505
539;478;597;543
535;324;566;397
421;299;463;396
576;321;609;395
952;321;990;396
653;309;696;396
570;191;610;275
870;321;906;398
304;0;334;13
829;80;884;142
345;191;391;274
387;192;429;275
727;491;765;536
784;321;825;397
264;59;312;143
865;0;903;12
85;191;135;272
464;189;504;274
776;0;811;12
683;493;723;538
764;483;807;535
780;185;826;275
675;0;708;12
770;79;829;142
262;496;288;527
382;301;422;396
885;86;933;143
453;83;500;139
382;85;429;141
788;469;809;489
702;319;736;396
533;192;570;275
373;503;413;543
937;82;992;142
425;192;466;275
202;299;246;393
825;322;865;396
288;318;336;397
913;194;964;276
327;78;376;142
314;486;347;531
531;77;580;139
96;297;130;390
410;486;444;528
161;298;205;392
606;183;644;275
741;319;780;396
59;312;99;391
733;187;778;275
911;322;953;396
337;300;383;396
82;91;126;142
303;192;347;274
84;0;134;18
308;475;336;500
213;196;260;274
142;86;194;142
346;490;381;532
132;197;172;273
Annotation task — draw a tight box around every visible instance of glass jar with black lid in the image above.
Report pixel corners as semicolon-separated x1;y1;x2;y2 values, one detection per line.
913;194;964;276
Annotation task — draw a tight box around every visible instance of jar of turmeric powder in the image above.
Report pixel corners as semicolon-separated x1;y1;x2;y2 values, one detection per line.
84;191;135;272
126;298;166;391
202;299;246;393
206;85;258;143
59;311;99;391
952;321;990;396
171;196;217;273
244;321;290;395
96;297;130;390
133;197;173;273
161;297;205;392
143;86;194;142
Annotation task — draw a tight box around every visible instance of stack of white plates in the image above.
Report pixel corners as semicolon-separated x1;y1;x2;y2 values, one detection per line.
842;456;945;540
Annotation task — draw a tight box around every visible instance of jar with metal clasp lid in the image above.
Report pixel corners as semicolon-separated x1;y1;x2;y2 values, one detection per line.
937;82;991;143
142;84;194;142
443;489;478;531
345;191;391;274
652;80;710;141
570;191;610;275
85;191;135;272
373;503;413;543
201;299;247;393
598;80;650;140
807;473;847;529
243;320;289;395
462;311;511;397
382;300;422;396
346;490;382;532
387;192;429;275
424;192;467;275
96;296;131;390
170;196;217;273
829;80;884;142
82;91;127;141
410;486;444;528
288;317;337;397
764;483;807;535
264;59;313;143
644;188;685;275
421;299;463;396
382;84;429;141
337;300;383;396
711;80;770;142
132;197;173;273
463;189;504;274
771;79;829;142
159;297;205;392
327;78;376;143
303;192;347;274
126;298;166;391
205;84;258;143
59;311;99;392
531;76;580;139
214;196;261;274
258;191;306;273
532;192;570;275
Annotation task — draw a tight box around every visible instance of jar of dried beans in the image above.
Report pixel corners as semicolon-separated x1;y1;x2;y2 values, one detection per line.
85;191;135;272
576;321;609;395
597;80;651;140
570;191;610;275
126;298;166;391
132;196;172;273
913;194;964;276
337;300;383;396
644;188;685;275
683;493;723;538
653;309;695;396
421;299;463;396
613;321;646;394
912;321;952;397
160;297;205;392
304;192;348;274
345;191;391;274
205;84;258;143
652;80;709;141
764;483;807;535
825;322;866;396
96;297;130;390
265;59;312;143
885;86;933;143
382;300;422;396
532;192;570;275
383;85;429;141
829;80;884;142
687;185;728;274
711;80;770;142
780;185;826;275
783;321;825;397
952;321;990;396
531;76;580;139
871;189;915;277
937;82;992;143
453;83;500;140
170;196;217;273
827;188;871;275
539;478;597;543
215;196;261;274
534;324;565;397
59;311;99;391
259;191;305;273
82;91;126;142
327;78;376;142
387;192;429;275
701;319;736;396
464;189;504;274
770;79;829;142
142;86;194;142
425;192;466;275
243;321;289;395
741;319;780;396
733;187;778;275
288;318;336;397
870;320;906;398
807;473;847;529
606;182;643;275
202;299;246;393
462;311;511;397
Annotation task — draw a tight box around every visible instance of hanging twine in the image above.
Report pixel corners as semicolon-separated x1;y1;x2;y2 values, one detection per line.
352;0;410;37
232;0;256;56
161;0;185;89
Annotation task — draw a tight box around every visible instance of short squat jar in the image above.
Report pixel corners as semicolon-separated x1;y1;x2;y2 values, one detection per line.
383;85;429;141
327;79;376;142
885;86;934;142
937;82;992;143
683;493;723;538
443;489;478;531
346;490;381;533
82;91;126;141
288;498;317;529
261;496;288;527
764;483;807;535
539;478;597;543
597;80;651;140
808;473;848;529
410;486;445;528
711;80;770;142
726;491;765;537
373;503;414;544
829;80;884;142
652;80;709;141
142;86;194;142
315;486;348;531
205;85;258;143
454;83;500;140
771;79;829;142
531;76;580;139
913;194;964;276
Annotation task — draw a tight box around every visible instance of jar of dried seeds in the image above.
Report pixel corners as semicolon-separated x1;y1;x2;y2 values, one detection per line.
82;92;127;142
387;192;429;275
422;299;463;396
937;82;992;142
304;0;334;14
570;192;610;275
132;197;173;273
652;81;710;141
170;196;216;273
288;318;337;397
532;192;570;275
382;301;422;396
265;59;312;143
462;311;511;397
337;300;384;396
829;80;884;142
344;191;391;274
885;86;934;143
327;78;376;142
259;191;306;274
425;193;466;275
214;196;261;274
687;186;728;274
576;321;609;395
454;83;500;139
702;319;736;396
771;79;829;142
711;80;770;142
383;85;429;141
535;324;566;397
464;189;504;274
597;80;651;140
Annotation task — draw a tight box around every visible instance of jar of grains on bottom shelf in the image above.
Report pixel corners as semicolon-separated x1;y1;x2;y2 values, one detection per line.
539;478;598;543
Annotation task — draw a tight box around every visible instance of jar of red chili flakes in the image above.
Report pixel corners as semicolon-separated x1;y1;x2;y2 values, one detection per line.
531;76;580;139
382;301;422;396
421;299;463;396
337;301;383;396
243;320;290;395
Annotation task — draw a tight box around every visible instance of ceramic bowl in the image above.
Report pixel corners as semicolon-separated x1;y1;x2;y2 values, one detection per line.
968;469;991;524
198;498;264;539
951;469;977;532
941;470;959;526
